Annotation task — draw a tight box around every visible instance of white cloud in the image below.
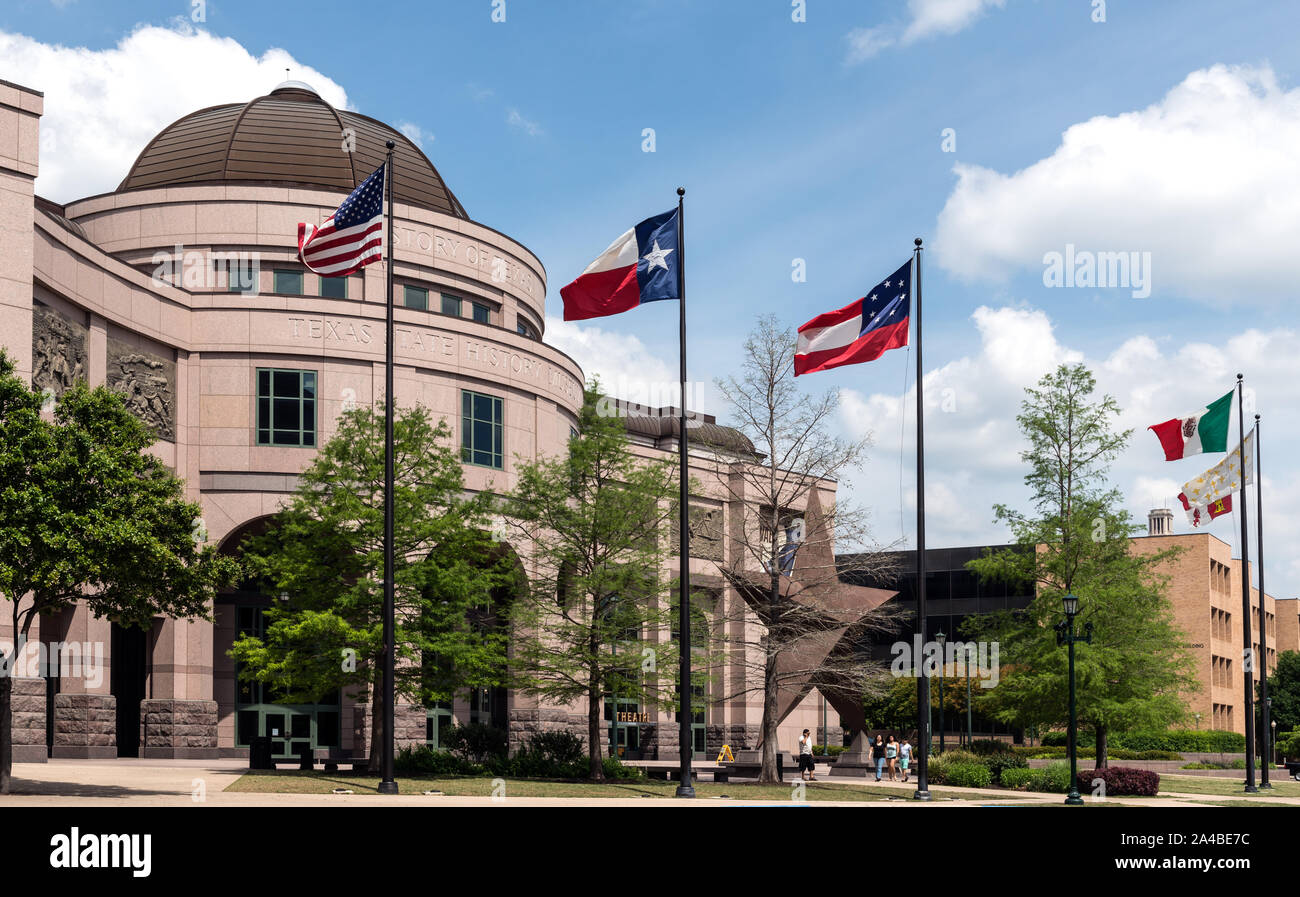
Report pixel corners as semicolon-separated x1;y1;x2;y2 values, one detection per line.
934;64;1300;303
902;0;1006;42
544;316;720;414
845;25;896;64
837;306;1300;597
845;0;1006;63
397;121;432;149
506;108;543;137
1;23;349;202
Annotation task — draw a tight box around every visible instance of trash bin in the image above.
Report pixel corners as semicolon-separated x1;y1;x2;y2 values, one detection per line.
297;743;314;770
249;736;273;770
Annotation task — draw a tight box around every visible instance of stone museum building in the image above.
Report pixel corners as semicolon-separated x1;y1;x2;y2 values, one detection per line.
0;78;860;763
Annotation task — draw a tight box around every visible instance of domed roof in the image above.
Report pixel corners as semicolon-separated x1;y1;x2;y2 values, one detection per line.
118;84;467;218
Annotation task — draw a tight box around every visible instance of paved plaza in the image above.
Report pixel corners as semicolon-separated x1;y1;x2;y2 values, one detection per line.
3;759;1296;807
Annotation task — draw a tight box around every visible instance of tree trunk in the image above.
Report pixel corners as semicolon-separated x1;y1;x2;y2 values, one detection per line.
367;673;383;774
759;646;780;783
588;675;604;781
1094;725;1108;769
0;674;12;794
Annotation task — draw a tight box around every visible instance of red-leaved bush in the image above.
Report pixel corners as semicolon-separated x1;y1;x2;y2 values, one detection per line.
1077;766;1160;797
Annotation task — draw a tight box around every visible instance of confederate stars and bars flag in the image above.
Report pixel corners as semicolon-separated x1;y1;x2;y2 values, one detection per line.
298;163;386;276
794;259;911;376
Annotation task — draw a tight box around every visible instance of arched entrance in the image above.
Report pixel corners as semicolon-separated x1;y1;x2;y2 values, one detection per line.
214;516;341;761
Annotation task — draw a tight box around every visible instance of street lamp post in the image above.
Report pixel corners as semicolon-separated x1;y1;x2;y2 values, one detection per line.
965;644;973;748
1056;593;1092;807
1271;718;1278;770
936;631;946;755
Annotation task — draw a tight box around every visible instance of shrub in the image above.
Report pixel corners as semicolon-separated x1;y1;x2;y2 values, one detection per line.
1115;729;1244;753
999;768;1034;789
968;739;1015;756
602;755;645;780
1277;731;1300;759
448;722;509;763
1002;761;1073;793
944;761;993;789
1041;731;1093;748
926;750;981;784
983;752;1028;783
504;730;590;779
1036;761;1074;793
394;745;481;776
1080;766;1160;797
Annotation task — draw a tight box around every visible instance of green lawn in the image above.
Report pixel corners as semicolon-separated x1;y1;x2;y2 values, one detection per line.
225;771;1025;802
1157;774;1300;799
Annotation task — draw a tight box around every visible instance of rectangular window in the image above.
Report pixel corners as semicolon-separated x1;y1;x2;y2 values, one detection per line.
461;390;503;469
273;269;304;295
319;276;349;299
257;368;317;447
440;293;462;317
471;302;491;324
404;285;428;310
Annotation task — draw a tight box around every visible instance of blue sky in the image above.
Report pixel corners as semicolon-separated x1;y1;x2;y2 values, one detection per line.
4;0;1299;596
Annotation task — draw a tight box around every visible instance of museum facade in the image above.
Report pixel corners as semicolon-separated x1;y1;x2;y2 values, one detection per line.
0;78;849;764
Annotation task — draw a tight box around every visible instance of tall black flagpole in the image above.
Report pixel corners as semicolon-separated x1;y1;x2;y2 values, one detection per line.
912;237;930;801
1236;374;1257;793
378;140;399;795
675;186;695;798
1255;413;1271;787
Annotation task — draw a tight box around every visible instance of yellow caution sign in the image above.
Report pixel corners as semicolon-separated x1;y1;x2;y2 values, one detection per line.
716;744;735;762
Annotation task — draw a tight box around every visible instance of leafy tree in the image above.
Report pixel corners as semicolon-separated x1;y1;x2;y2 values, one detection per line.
231;403;514;771
713;315;900;782
0;351;238;793
1266;650;1300;735
503;382;682;780
966;363;1198;768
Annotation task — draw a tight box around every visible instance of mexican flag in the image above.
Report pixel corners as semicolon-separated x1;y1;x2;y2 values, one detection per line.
1147;390;1233;461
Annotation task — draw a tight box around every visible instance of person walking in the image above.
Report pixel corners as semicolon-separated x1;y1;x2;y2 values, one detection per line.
899;738;913;783
798;728;817;782
885;735;898;781
872;734;886;781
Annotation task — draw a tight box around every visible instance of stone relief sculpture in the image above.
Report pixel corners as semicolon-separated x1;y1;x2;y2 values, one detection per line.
671;506;725;562
107;338;176;442
31;303;88;399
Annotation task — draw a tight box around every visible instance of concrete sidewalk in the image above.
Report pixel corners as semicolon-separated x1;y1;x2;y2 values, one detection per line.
0;759;1290;807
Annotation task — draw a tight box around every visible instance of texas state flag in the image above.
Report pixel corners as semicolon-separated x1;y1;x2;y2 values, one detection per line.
560;208;680;321
794;260;912;376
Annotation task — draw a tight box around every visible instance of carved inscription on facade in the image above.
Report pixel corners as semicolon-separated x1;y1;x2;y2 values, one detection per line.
670;506;725;562
107;338;176;442
31;303;88;398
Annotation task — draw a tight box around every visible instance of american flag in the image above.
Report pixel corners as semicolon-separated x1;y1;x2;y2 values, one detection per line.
297;163;386;276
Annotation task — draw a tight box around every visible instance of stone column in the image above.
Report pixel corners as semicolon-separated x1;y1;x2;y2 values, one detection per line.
51;693;116;758
141;700;218;759
0;80;41;384
10;677;47;763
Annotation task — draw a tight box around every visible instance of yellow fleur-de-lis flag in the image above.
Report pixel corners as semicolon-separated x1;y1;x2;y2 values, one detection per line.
1176;428;1255;527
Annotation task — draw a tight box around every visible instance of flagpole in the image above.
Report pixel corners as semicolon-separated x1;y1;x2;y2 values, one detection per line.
674;186;695;798
378;139;399;795
1255;413;1271;788
912;236;931;801
1236;373;1257;793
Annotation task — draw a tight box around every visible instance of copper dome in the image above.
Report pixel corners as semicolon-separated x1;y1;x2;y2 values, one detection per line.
117;84;467;218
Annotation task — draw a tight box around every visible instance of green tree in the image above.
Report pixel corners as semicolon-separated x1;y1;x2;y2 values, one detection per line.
503;382;682;780
1266;650;1300;735
966;363;1198;768
0;351;237;793
231;403;514;772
